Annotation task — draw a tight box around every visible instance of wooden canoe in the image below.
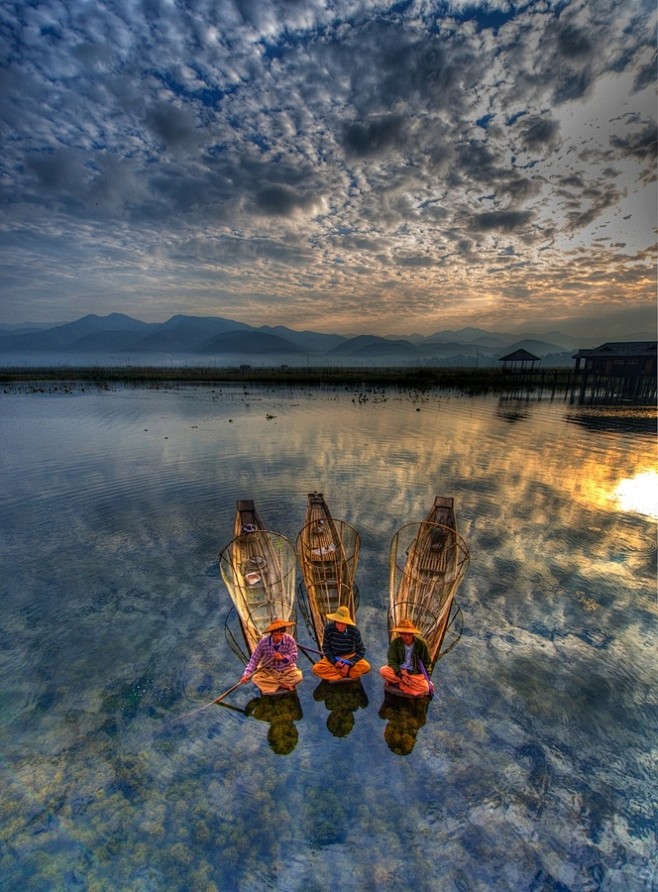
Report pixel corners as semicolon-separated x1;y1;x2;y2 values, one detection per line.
296;491;360;648
388;496;469;668
218;499;298;655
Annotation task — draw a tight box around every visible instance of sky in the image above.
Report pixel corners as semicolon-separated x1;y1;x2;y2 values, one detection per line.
1;0;656;338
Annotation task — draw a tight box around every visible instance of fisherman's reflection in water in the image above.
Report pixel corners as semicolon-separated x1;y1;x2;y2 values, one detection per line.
313;679;369;738
244;691;303;755
378;689;430;755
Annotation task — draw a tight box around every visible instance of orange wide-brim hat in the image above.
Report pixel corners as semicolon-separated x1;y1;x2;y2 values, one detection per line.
391;617;421;635
264;618;295;634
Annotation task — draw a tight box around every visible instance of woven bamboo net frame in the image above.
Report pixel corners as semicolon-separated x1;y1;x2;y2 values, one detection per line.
219;528;298;655
389;520;470;665
296;517;360;649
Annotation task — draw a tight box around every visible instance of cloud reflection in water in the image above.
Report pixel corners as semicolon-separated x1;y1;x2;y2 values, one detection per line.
0;385;655;890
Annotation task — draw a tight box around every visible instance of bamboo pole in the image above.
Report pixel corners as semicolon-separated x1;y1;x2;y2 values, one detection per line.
174;658;276;722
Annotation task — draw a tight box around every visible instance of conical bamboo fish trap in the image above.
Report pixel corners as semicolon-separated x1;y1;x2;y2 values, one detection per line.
388;496;469;667
296;491;360;649
219;500;297;655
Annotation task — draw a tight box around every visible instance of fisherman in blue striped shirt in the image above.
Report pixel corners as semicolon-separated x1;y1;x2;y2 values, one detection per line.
312;605;371;682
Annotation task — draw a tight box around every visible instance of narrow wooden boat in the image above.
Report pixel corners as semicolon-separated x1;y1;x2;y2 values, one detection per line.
296;491;360;648
388;496;470;669
218;499;298;655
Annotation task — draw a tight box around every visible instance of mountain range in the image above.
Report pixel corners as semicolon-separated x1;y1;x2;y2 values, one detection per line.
0;312;648;368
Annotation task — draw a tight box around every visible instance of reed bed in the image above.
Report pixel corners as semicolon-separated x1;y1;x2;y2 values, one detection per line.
0;364;574;395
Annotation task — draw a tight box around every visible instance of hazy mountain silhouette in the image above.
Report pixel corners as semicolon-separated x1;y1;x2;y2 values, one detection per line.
65;330;149;352
0;313;152;352
420;327;507;344
129;315;251;352
327;335;420;359
196;330;307;355
258;324;345;353
497;338;567;356
0;312;650;367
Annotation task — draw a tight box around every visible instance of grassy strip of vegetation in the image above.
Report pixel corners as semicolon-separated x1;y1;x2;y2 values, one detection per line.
0;365;575;393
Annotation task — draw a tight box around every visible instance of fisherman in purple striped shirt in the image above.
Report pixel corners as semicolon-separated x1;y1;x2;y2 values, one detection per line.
240;619;303;695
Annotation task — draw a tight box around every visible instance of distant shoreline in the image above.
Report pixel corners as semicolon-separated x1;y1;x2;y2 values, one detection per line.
0;364;574;394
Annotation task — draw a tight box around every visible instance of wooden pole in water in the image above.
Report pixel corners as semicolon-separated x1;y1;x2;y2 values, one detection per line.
212;677;249;704
174;657;277;721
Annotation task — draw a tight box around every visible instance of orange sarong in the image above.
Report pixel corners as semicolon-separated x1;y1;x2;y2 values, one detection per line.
379;665;431;697
312;653;371;682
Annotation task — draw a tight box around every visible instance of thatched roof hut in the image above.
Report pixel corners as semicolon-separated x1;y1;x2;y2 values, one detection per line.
498;348;540;371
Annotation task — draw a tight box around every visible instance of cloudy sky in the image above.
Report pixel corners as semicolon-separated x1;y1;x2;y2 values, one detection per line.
1;0;656;337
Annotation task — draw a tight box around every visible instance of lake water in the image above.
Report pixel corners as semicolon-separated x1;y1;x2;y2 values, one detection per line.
0;382;656;892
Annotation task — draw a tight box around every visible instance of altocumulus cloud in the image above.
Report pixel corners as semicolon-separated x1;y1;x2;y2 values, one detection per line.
0;0;655;337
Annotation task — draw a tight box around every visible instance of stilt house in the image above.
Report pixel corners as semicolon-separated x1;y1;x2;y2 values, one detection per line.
571;341;657;404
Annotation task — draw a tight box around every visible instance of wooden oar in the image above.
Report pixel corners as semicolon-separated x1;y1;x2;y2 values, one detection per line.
213;676;249;704
174;657;276;722
173;675;253;722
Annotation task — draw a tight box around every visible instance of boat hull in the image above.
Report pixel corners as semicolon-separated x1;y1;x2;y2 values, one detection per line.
388;496;469;667
219;500;297;655
296;491;360;647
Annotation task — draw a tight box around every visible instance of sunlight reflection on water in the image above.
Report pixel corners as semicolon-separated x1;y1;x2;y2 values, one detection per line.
0;385;656;891
614;470;658;519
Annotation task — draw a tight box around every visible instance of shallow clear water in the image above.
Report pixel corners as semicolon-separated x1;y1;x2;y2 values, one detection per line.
0;383;656;891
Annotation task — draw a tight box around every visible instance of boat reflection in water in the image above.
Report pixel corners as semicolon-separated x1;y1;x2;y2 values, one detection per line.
378;689;430;755
215;690;304;755
312;679;369;738
244;692;304;756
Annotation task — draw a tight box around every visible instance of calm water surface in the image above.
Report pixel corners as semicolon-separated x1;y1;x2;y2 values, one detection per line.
0;383;656;892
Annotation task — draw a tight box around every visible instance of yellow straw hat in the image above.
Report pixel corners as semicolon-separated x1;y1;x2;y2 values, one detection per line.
391;617;421;635
326;605;355;625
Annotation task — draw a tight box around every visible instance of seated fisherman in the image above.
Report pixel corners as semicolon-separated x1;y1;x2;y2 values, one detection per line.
312;605;371;682
240;619;303;695
379;618;432;697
